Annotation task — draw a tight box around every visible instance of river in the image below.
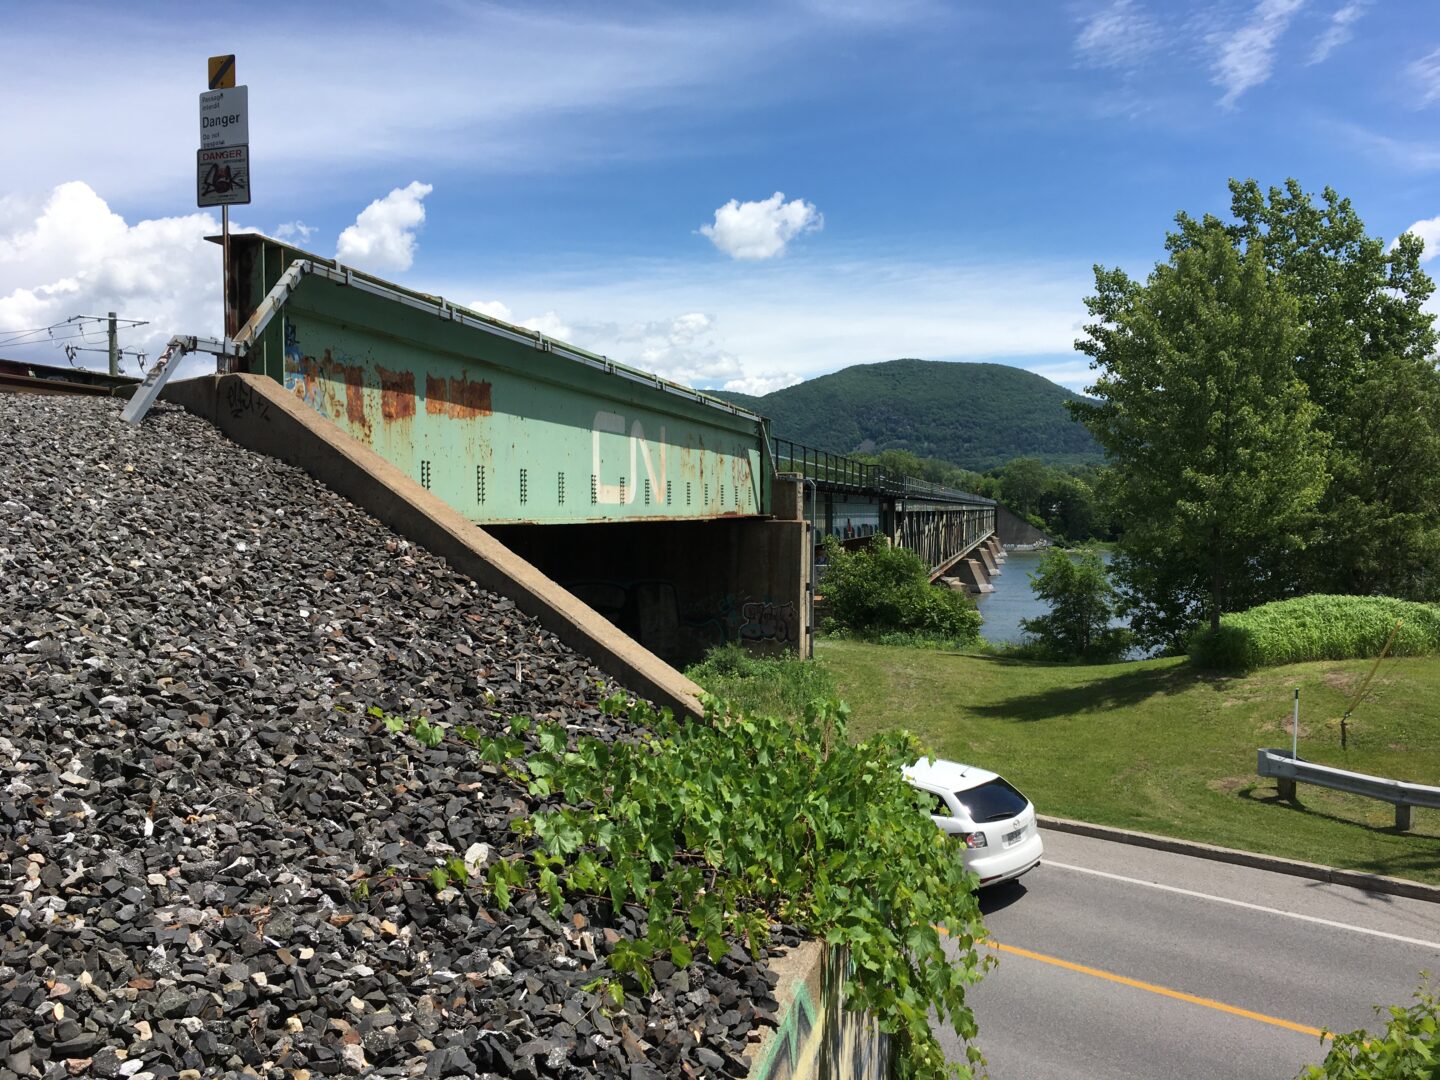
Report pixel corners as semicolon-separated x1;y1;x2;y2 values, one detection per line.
974;547;1125;649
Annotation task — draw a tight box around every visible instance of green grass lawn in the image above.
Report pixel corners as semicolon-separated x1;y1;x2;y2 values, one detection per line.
813;640;1440;885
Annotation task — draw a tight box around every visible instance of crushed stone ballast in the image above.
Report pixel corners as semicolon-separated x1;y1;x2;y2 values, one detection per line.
1;395;785;1080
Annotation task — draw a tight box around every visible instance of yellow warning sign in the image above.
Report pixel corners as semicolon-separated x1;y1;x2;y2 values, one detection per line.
208;55;236;90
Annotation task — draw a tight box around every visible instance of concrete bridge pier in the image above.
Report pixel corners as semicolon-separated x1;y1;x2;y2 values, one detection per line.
978;544;1001;578
955;557;995;594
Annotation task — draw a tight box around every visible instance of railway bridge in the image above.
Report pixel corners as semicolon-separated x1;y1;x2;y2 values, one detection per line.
156;234;1000;663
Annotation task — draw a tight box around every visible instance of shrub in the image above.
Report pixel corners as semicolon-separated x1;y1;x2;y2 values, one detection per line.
820;536;981;645
1189;595;1440;672
1017;547;1131;662
1298;980;1440;1079
685;643;838;719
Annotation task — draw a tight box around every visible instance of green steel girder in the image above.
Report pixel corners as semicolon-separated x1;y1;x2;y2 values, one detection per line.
226;235;770;525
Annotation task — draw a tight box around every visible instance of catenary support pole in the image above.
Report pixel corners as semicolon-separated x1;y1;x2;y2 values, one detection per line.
107;312;118;376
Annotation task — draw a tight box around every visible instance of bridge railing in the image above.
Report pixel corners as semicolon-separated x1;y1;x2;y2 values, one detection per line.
772;438;878;489
772;437;994;506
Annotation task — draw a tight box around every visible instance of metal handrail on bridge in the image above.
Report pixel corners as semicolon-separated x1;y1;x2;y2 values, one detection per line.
771;437;994;505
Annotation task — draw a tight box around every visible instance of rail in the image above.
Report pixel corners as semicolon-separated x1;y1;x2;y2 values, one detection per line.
1257;748;1440;831
771;437;994;506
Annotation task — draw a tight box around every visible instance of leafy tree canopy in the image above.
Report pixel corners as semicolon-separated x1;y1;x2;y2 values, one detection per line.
1071;218;1329;647
1019;548;1131;662
1170;179;1440;600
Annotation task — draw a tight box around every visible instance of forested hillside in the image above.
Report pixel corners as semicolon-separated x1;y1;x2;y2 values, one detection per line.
715;358;1099;470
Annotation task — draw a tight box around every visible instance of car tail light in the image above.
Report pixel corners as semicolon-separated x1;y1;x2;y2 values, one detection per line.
962;831;988;849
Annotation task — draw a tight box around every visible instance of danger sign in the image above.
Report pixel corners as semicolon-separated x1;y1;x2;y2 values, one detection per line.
197;146;251;207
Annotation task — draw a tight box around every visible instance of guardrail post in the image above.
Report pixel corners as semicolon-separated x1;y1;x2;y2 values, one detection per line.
1396;804;1412;831
1277;777;1297;803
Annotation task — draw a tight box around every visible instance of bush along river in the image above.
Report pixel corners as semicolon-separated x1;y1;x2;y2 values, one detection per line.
974;547;1141;656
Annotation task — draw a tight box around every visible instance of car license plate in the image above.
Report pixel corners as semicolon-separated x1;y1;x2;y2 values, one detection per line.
1003;825;1026;846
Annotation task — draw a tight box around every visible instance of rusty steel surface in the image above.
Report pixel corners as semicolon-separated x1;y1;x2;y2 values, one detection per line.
217;238;769;525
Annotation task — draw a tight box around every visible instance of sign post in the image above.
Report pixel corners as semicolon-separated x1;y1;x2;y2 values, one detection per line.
199;57;250;348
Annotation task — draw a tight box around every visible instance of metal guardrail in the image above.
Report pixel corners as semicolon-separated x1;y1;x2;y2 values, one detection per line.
771;437;994;506
1257;748;1440;831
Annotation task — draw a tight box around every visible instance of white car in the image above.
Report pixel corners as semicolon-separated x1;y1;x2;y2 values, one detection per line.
903;758;1044;886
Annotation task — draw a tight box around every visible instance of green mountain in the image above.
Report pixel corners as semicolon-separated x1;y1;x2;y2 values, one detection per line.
715;359;1100;472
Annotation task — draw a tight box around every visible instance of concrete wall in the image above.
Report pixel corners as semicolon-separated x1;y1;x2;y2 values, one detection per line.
488;474;810;667
162;373;705;718
490;514;810;667
995;503;1052;547
747;943;890;1080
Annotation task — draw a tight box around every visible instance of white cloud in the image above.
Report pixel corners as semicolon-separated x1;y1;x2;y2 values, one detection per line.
0;182;221;376
336;182;432;273
520;311;574;340
1209;0;1306;108
1307;1;1369;65
1074;0;1163;71
274;221;317;244
700;193;823;260
722;372;804;396
1024;359;1096;394
1336;123;1440;171
464;299;572;341
468;300;513;321
470;301;761;388
1409;47;1440;108
572;312;747;386
436;253;1090;396
1398;216;1440;262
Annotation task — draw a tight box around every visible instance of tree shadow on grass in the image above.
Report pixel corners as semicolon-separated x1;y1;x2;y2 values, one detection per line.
968;659;1204;722
1237;784;1440;880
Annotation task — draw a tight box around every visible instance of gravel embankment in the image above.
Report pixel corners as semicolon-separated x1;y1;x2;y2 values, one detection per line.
1;396;779;1079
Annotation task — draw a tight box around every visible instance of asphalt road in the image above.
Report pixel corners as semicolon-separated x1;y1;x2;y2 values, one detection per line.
936;830;1440;1079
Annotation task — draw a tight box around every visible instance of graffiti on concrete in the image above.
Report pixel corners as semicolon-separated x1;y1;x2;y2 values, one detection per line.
224;378;271;422
740;599;796;644
756;981;817;1080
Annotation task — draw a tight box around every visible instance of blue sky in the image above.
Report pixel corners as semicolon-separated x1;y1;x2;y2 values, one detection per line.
1;0;1438;391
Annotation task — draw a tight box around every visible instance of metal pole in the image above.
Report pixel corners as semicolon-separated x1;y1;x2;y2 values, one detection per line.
221;204;232;370
107;311;118;376
1292;688;1299;760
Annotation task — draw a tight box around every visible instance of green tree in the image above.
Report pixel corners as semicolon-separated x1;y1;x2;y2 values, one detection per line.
999;457;1049;517
1170;180;1440;600
1071;221;1329;649
1019;548;1130;661
820;536;981;643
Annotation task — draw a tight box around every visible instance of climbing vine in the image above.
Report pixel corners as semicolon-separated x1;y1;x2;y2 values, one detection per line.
377;695;990;1079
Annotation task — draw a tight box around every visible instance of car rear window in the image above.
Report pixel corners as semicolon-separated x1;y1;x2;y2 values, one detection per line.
954;778;1029;823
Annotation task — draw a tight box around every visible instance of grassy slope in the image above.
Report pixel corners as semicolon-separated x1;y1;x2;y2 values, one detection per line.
818;640;1440;885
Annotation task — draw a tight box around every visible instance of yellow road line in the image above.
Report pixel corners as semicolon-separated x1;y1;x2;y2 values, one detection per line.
983;939;1329;1039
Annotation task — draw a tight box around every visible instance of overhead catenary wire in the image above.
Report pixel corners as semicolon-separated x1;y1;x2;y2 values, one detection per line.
0;314;148;346
0;314;151;372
